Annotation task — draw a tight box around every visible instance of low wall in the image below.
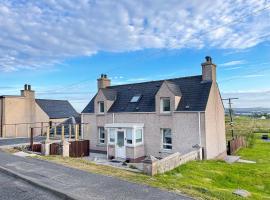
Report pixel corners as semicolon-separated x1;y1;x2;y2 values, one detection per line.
143;151;199;176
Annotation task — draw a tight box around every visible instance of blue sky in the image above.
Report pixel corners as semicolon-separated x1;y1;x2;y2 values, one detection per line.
0;0;270;111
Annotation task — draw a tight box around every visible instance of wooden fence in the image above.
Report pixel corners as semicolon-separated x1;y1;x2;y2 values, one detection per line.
227;136;246;155
69;140;89;157
48;140;89;157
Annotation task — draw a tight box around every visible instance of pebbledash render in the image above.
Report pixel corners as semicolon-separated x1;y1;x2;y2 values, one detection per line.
81;57;226;162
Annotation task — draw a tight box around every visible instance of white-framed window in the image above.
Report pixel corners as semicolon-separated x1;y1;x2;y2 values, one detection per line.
109;128;115;144
136;128;143;143
98;101;105;113
98;127;105;144
126;128;133;144
160;98;171;113
161;128;172;150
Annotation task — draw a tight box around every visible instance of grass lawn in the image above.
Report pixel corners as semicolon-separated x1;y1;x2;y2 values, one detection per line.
36;134;270;200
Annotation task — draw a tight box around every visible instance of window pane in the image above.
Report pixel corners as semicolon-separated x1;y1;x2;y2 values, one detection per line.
163;99;170;112
126;129;133;144
130;95;141;103
99;127;105;144
162;128;172;150
136;129;142;143
163;145;172;149
109;129;115;143
99;102;104;113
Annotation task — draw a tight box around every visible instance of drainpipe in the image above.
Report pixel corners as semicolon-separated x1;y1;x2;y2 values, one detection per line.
198;112;202;160
112;113;115;124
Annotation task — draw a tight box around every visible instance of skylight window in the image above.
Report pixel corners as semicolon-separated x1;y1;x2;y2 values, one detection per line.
130;95;141;103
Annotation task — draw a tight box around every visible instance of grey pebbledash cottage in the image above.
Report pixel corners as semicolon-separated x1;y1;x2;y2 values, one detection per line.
81;57;226;162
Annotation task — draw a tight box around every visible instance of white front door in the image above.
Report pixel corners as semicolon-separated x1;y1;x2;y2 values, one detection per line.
116;130;126;159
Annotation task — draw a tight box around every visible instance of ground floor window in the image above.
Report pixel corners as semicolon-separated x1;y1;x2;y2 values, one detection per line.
162;128;172;150
136;128;143;143
98;127;105;144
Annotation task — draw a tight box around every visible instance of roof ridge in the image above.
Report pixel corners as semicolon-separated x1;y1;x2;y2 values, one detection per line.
108;75;202;88
35;99;69;102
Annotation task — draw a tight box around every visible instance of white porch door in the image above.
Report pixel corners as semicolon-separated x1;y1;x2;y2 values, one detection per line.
116;130;126;159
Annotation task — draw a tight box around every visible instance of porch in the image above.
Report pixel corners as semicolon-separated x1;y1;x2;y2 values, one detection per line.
105;123;145;162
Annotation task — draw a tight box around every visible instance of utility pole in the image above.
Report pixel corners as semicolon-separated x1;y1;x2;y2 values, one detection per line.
222;98;239;139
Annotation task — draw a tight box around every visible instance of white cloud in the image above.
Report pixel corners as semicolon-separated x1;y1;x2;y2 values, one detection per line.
0;0;270;71
220;60;247;66
222;89;270;108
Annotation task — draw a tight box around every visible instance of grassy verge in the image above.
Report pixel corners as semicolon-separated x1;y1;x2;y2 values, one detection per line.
35;135;270;200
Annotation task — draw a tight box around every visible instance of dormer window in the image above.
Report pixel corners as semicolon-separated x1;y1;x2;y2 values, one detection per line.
98;101;105;113
130;94;141;103
160;98;171;113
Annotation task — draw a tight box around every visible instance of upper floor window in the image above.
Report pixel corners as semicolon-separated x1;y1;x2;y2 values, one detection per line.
161;128;172;150
98;101;105;113
98;127;105;144
160;98;171;113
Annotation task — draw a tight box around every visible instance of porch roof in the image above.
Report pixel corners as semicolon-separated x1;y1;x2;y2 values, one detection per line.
104;123;144;128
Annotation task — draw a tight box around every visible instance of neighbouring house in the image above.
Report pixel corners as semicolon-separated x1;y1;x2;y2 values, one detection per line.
0;85;79;138
81;56;226;161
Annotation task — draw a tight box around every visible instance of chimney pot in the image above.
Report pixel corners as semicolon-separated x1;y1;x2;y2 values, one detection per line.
24;84;27;90
205;56;212;63
28;85;31;91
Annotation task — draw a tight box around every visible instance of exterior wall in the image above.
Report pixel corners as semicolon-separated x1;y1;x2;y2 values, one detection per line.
82;111;203;158
204;83;227;159
0;98;3;137
35;103;50;135
4;96;35;137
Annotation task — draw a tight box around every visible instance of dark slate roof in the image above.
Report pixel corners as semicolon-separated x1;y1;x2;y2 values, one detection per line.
101;88;117;101
82;75;212;113
36;99;79;119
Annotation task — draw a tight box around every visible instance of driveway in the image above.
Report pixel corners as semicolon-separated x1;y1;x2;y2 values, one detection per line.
0;151;192;200
0;136;45;147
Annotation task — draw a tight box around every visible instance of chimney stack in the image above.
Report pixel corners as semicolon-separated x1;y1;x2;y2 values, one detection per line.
97;74;111;89
201;56;216;82
21;84;35;98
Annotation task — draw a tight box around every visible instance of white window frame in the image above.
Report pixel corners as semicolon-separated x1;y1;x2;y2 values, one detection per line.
108;128;116;144
98;101;105;113
161;128;172;151
126;128;133;145
98;127;105;144
160;98;171;113
135;128;143;144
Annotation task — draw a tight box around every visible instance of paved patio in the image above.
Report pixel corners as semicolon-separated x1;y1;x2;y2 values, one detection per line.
84;152;144;172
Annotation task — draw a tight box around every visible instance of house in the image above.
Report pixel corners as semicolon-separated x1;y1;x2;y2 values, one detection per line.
0;85;79;138
81;56;226;161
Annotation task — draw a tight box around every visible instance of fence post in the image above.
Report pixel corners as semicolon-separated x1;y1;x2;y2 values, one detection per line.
69;124;72;140
15;124;17;138
46;126;50;141
54;124;57;138
27;124;30;138
30;128;34;151
41;122;43;136
61;125;65;141
75;124;78;141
